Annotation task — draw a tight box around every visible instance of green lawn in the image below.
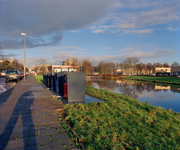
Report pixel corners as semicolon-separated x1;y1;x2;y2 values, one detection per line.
34;75;43;83
63;86;180;149
125;76;180;85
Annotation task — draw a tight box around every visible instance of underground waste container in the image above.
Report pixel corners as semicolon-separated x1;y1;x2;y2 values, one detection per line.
63;71;86;103
43;73;45;84
43;73;48;86
56;71;68;96
48;73;52;88
51;72;56;92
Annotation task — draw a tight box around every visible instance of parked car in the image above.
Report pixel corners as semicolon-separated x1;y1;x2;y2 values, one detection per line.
0;70;7;78
150;73;155;76
162;73;170;77
5;70;21;82
156;73;162;77
19;71;24;80
20;71;25;78
31;71;37;75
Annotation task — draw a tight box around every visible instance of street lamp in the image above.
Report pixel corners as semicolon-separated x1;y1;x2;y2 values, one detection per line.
21;33;26;80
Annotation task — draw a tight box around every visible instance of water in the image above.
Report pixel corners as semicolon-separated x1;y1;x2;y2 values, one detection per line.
86;79;180;113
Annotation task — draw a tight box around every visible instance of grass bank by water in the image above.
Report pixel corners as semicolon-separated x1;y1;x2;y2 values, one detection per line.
62;86;180;149
34;75;43;83
125;76;180;87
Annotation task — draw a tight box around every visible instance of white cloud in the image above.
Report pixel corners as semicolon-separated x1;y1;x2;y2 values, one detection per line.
58;46;87;51
119;44;176;60
167;26;179;31
70;30;79;33
36;46;87;53
120;29;154;35
92;29;105;34
0;0;115;49
91;0;180;35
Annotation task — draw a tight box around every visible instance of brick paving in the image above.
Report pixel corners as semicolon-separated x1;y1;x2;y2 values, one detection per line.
0;75;78;150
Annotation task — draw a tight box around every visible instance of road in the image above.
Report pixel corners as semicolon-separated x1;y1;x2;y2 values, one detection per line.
0;78;16;95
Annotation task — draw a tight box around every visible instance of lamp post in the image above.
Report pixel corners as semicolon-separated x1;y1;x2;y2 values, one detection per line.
21;33;26;80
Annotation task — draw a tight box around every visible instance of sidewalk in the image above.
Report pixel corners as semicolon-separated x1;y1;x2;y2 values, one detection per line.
0;74;78;150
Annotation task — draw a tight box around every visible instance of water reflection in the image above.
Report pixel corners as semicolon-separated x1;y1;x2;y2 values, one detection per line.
86;79;180;113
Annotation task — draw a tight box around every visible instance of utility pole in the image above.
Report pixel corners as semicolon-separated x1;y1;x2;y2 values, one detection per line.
21;33;26;80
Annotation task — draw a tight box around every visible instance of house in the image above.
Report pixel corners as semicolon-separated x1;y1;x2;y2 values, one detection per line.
48;65;79;72
117;69;134;75
171;62;180;76
154;67;171;76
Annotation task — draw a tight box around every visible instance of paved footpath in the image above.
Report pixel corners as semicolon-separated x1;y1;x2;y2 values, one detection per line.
0;74;78;150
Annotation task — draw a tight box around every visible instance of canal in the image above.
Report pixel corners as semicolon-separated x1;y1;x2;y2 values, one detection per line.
86;79;180;113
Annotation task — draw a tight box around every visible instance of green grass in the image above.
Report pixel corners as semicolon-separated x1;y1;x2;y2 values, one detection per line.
63;86;180;150
34;75;43;83
125;76;180;86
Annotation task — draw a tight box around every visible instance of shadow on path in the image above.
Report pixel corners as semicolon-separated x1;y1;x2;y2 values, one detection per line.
0;91;38;150
0;87;14;105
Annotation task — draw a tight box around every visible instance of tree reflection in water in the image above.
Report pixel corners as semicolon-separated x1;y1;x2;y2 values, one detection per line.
86;79;180;113
86;79;168;100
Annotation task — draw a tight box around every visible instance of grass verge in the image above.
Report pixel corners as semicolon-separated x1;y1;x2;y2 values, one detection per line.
34;75;43;83
125;76;180;87
63;86;180;149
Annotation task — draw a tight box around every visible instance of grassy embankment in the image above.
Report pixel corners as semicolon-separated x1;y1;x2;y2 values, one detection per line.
34;75;43;83
125;76;180;87
62;86;180;150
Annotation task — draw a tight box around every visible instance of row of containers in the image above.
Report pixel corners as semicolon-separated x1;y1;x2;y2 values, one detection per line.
43;71;86;103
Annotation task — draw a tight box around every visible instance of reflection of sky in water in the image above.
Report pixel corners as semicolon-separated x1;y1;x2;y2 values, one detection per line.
87;79;180;113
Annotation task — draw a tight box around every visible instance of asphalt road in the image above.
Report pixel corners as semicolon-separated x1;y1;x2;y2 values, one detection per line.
0;77;16;95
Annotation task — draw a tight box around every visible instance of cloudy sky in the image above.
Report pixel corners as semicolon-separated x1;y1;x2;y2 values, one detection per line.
0;0;179;67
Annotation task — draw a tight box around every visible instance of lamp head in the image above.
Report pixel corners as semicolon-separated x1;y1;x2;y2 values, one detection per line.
21;33;26;35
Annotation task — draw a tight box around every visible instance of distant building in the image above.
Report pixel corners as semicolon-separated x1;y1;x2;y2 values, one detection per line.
117;69;134;75
48;65;79;72
171;62;180;76
154;67;171;75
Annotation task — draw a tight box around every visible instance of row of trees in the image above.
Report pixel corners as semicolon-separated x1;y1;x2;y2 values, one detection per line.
64;58;94;73
63;57;171;74
0;52;172;75
32;58;50;73
0;58;28;72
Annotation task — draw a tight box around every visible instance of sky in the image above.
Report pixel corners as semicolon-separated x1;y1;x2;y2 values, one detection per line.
0;0;180;68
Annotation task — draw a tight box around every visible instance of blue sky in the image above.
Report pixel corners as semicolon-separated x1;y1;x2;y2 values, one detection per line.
0;0;179;68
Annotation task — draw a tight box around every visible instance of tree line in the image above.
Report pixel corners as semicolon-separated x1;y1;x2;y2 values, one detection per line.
63;57;171;75
0;58;28;72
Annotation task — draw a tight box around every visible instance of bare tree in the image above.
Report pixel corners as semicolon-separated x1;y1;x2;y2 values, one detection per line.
163;62;170;67
136;62;145;74
126;57;140;73
119;63;124;70
122;60;130;69
146;63;153;74
33;66;39;73
153;62;162;67
108;62;116;74
116;63;120;69
65;58;72;65
39;58;49;73
71;57;79;66
97;61;107;74
82;59;94;74
40;65;47;73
